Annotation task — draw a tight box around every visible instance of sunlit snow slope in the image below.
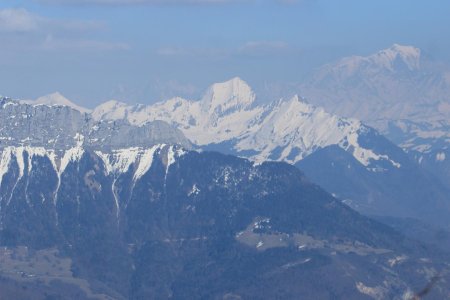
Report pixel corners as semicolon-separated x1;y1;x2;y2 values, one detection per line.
93;77;401;170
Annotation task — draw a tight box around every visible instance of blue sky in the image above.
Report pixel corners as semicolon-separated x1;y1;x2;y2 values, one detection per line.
1;0;450;107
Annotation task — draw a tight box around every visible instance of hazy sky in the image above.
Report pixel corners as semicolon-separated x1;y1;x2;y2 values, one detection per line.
1;0;450;107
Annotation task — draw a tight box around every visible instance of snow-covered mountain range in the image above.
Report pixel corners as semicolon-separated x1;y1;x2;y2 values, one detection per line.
299;44;450;154
91;77;401;171
3;77;450;226
9;77;450;225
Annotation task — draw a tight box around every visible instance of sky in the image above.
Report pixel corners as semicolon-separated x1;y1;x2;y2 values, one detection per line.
1;0;450;107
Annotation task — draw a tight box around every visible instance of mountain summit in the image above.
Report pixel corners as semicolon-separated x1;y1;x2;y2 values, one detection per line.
201;77;256;114
330;44;421;77
378;44;421;71
366;44;421;71
299;44;450;154
21;92;92;114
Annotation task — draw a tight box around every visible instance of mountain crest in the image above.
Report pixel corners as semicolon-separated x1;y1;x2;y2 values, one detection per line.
372;44;421;71
91;99;128;121
22;92;92;114
200;77;256;114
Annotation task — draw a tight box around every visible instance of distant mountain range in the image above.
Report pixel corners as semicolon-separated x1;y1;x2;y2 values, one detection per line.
23;44;450;158
92;77;400;169
299;44;450;155
295;44;450;220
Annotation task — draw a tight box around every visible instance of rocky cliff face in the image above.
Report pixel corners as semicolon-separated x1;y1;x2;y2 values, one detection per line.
0;97;191;151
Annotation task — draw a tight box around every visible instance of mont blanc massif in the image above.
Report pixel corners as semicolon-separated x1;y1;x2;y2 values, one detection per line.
1;45;450;299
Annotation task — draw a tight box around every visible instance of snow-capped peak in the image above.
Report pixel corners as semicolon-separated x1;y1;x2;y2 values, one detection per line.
285;95;312;111
324;44;422;77
200;77;256;114
390;43;421;57
22;92;92;114
371;44;421;71
91;99;129;121
94;99;127;111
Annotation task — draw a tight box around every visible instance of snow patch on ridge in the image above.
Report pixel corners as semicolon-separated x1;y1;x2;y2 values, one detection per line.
356;282;388;299
343;131;401;168
1;144;186;189
188;184;200;196
93;144;185;181
96;147;142;176
60;146;85;175
133;146;159;181
0;147;54;187
436;152;446;162
0;144;186;214
0;149;13;188
166;146;187;173
57;133;86;175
